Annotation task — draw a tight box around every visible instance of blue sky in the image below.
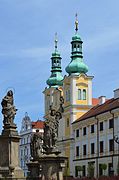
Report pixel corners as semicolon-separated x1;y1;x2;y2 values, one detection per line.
0;0;119;131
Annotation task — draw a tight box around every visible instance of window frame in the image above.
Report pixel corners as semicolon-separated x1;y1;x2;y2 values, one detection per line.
109;119;114;129
78;89;82;100
76;146;79;157
100;141;104;153
83;89;86;100
100;122;103;131
91;124;95;133
83;127;87;136
91;143;95;154
76;129;79;138
83;144;87;155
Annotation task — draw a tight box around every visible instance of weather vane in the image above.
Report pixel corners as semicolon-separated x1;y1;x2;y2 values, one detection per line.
55;32;58;51
75;13;78;32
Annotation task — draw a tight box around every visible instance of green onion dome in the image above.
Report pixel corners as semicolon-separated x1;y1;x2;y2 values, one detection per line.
46;34;63;87
65;14;88;75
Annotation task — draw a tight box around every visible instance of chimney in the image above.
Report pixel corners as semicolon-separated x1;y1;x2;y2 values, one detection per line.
99;96;106;105
114;88;119;99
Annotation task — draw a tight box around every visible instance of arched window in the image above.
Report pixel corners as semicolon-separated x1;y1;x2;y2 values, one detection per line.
83;89;86;100
73;44;76;51
78;89;81;100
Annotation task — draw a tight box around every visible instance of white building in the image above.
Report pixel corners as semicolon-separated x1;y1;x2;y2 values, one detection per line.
72;89;119;178
19;113;44;176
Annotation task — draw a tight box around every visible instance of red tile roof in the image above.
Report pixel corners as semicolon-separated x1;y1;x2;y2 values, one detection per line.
32;120;44;129
73;98;119;124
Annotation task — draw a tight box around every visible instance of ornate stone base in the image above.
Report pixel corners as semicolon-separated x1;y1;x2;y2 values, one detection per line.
27;154;67;180
0;124;24;178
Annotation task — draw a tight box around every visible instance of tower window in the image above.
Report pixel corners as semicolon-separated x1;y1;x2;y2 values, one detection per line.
78;89;81;100
83;89;86;100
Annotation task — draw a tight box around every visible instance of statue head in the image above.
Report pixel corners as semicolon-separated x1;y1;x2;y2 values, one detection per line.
7;90;13;96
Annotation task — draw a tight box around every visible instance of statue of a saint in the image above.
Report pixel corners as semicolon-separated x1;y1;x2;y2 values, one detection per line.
30;129;43;160
1;90;17;125
43;95;64;154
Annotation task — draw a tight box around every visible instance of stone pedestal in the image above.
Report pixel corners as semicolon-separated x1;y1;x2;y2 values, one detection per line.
27;154;67;180
0;124;24;178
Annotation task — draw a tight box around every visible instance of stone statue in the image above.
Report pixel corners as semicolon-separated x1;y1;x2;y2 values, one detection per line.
43;95;64;154
30;129;43;160
1;90;17;126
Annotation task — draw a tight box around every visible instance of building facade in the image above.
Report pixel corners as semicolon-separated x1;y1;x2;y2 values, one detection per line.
72;89;119;177
19;113;44;176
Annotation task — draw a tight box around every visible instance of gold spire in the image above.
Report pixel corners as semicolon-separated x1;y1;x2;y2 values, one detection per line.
55;32;58;51
75;13;78;32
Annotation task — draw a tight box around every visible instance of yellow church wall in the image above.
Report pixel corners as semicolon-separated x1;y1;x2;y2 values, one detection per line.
76;74;88;84
75;75;89;106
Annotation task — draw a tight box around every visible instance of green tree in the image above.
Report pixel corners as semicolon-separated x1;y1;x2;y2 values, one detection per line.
101;163;107;176
87;163;95;178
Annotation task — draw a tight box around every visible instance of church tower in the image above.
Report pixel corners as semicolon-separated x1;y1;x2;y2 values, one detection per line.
58;14;94;176
43;34;64;119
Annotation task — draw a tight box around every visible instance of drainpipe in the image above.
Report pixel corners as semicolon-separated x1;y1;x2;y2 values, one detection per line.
110;111;115;172
95;116;99;179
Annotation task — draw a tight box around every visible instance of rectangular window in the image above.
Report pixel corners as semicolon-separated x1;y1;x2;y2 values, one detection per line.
76;129;79;137
100;141;104;153
91;124;95;133
100;122;103;131
108;163;113;176
78;89;81;100
109;139;114;151
83;144;87;155
91;143;95;154
82;165;86;177
76;146;79;157
83;127;87;136
109;119;114;129
99;164;103;176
